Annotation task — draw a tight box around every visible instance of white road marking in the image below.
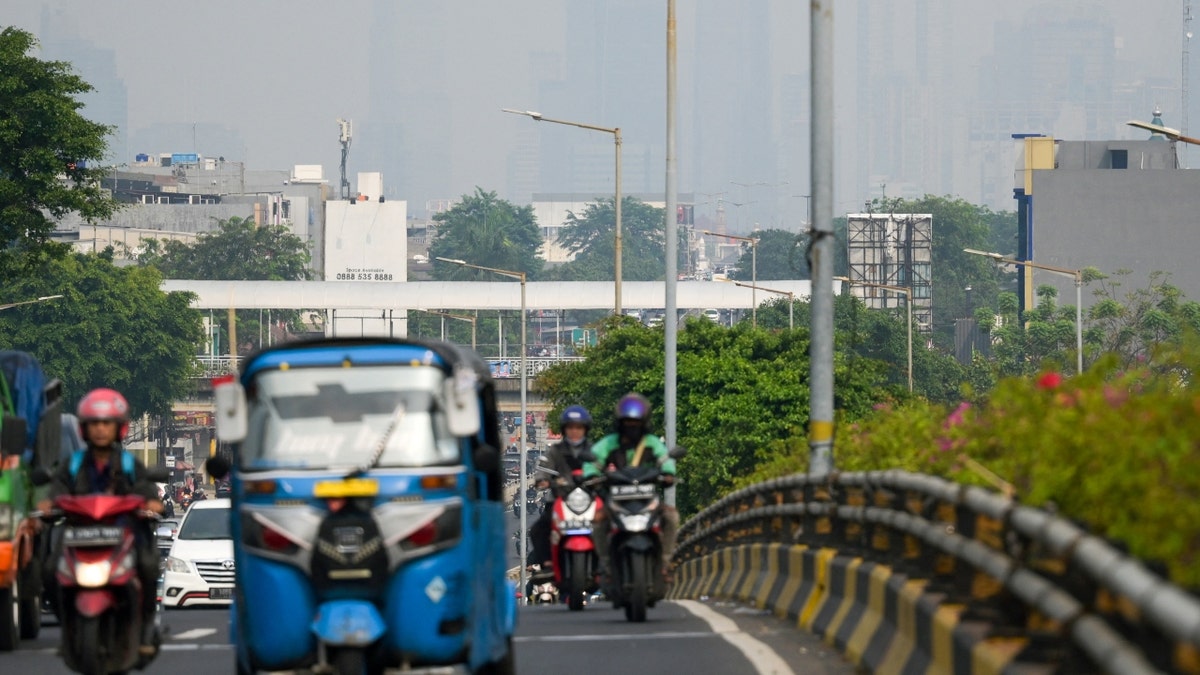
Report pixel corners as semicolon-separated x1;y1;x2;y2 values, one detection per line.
171;628;218;640
676;599;795;675
516;630;715;642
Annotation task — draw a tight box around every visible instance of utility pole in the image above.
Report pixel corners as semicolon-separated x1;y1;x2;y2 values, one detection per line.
337;118;353;200
808;1;835;478
664;0;679;506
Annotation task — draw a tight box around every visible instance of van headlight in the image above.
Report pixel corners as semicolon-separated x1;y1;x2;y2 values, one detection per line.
165;556;192;574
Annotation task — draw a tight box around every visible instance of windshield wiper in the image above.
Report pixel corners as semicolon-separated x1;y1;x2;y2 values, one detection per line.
345;402;407;479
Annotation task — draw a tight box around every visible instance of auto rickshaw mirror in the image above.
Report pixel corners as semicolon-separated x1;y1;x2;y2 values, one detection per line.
213;378;248;443
444;369;481;438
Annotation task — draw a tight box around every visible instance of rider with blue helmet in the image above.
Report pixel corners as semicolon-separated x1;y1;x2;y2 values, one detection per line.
528;405;596;568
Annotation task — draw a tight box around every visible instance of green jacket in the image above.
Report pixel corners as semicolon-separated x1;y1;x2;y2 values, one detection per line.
583;433;675;478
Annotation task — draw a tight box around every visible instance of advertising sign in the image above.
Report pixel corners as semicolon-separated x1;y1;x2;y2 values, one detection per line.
324;199;408;282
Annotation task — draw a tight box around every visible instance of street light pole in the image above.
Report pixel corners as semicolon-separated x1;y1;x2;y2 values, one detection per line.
703;230;759;327
724;280;794;330
435;257;528;594
836;277;912;392
0;294;64;311
963;248;1085;375
502;108;623;314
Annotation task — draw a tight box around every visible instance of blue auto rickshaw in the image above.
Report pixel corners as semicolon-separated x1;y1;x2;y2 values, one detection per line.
205;337;517;675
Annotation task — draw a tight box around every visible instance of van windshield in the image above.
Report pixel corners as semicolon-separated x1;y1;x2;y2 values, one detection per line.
241;365;460;471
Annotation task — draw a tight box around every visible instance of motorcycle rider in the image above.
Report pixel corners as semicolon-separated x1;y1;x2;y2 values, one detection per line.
528;405;594;568
586;393;678;587
37;388;165;655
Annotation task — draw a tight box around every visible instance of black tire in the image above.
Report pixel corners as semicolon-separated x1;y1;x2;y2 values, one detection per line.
0;583;17;651
18;563;41;640
568;551;588;611
624;552;648;623
235;653;255;675
79;616;107;675
330;647;368;675
475;637;516;675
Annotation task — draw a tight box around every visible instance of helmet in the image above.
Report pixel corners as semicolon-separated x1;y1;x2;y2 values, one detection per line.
560;405;592;430
77;388;131;441
615;393;651;423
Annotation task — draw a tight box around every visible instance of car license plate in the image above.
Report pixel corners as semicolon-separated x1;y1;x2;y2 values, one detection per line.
63;526;124;546
208;587;233;600
314;478;379;498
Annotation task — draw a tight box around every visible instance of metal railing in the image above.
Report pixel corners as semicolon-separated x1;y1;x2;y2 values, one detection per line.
193;355;583;379
674;470;1200;674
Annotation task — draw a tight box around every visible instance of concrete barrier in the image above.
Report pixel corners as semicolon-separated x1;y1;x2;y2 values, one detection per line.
669;544;1033;675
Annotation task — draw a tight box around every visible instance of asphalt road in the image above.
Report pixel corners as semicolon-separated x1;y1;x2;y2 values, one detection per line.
2;597;855;674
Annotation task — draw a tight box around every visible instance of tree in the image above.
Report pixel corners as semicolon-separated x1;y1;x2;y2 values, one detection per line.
135;216;313;281
550;197;675;281
0;251;203;417
0;27;120;274
536;315;896;516
428;188;544;280
135;216;315;351
728;228;809;281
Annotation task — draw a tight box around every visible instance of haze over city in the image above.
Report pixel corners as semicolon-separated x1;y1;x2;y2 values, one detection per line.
7;0;1190;227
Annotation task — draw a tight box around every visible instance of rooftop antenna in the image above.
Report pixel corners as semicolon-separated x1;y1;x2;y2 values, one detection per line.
337;118;353;200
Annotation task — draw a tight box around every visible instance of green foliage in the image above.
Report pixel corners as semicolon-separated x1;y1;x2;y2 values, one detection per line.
134;216;314;351
0;253;203;416
0;27;120;275
749;349;1200;586
428;188;544;281
729;228;809;281
549;197;677;281
536;316;897;517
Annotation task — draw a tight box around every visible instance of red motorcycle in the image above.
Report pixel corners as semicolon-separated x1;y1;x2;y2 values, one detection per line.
50;493;158;675
548;469;603;611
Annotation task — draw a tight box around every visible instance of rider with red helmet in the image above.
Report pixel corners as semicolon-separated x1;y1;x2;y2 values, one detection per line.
38;388;164;653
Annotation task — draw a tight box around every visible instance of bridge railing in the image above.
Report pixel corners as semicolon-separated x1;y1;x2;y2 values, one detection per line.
194;355;583;379
673;470;1200;674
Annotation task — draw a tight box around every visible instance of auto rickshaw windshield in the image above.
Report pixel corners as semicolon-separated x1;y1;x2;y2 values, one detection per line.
240;365;460;471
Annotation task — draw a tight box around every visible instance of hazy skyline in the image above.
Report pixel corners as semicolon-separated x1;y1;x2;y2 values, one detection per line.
8;1;1190;226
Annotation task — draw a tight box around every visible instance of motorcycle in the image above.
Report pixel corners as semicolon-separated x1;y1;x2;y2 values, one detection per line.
599;460;679;623
42;493;160;674
525;564;558;605
544;468;603;611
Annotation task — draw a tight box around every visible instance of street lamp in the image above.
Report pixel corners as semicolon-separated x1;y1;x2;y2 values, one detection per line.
963;248;1084;375
0;294;64;311
414;309;477;351
835;276;913;392
720;279;793;330
436;256;529;592
503;108;623;314
703;230;759;327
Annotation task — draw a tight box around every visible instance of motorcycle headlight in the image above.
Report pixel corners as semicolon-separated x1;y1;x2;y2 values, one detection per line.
0;504;11;540
565;488;591;515
619;513;652;532
76;561;112;588
165;556;192;574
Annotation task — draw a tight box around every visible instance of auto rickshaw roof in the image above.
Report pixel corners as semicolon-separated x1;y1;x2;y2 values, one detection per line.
237;337;492;383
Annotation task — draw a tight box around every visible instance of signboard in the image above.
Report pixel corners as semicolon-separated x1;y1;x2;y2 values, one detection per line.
171;153;199;165
324;200;408;282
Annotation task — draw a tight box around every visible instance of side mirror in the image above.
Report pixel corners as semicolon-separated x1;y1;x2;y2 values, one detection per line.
145;467;171;483
669;446;688;460
444;367;481;438
213;376;248;443
31;466;52;486
1;415;27;457
206;456;232;481
472;443;499;474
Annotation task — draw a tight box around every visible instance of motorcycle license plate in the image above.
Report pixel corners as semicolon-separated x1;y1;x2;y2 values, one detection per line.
611;484;656;497
208;587;233;600
63;526;124;546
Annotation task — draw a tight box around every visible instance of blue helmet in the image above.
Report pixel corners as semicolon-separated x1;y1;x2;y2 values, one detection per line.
560;405;592;429
615;393;651;423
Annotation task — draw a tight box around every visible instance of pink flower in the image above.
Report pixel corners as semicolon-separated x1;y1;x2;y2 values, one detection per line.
1037;372;1062;390
944;402;972;428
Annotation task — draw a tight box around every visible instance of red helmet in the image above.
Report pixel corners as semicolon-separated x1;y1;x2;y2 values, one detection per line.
77;388;131;441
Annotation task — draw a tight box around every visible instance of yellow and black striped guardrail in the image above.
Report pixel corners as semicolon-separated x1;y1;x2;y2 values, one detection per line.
670;470;1200;675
